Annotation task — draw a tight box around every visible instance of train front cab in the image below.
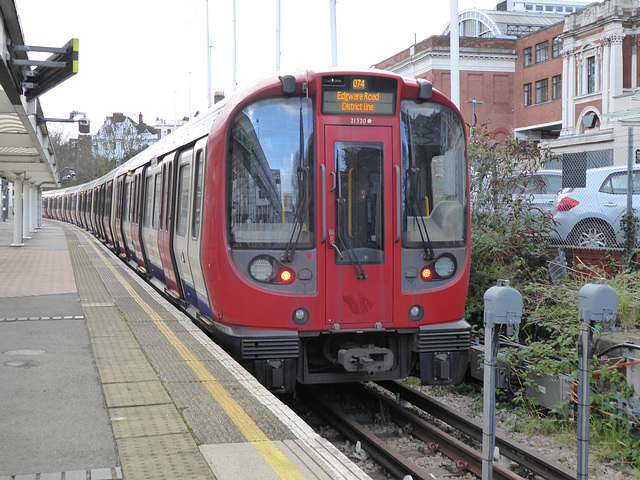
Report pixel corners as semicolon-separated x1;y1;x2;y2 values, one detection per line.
208;72;471;393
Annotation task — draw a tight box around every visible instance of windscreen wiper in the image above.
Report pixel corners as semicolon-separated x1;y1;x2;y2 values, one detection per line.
405;113;435;261
282;165;310;262
329;163;366;279
282;102;310;263
334;195;367;280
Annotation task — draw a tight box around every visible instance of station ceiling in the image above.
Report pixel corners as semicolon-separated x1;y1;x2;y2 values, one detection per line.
0;0;59;190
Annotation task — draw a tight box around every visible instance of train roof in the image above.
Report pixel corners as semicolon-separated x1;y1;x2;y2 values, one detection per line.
44;68;453;198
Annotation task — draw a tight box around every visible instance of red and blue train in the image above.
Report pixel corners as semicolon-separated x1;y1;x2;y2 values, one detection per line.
43;69;471;393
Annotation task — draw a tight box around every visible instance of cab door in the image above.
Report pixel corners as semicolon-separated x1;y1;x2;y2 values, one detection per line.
324;125;394;327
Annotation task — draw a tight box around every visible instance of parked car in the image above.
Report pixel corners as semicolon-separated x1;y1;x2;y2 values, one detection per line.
550;165;640;248
517;169;563;214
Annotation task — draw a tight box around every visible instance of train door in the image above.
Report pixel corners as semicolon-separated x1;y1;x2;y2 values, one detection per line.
131;166;148;273
187;140;211;316
122;175;135;260
158;153;181;299
324;126;394;327
142;164;164;281
173;149;196;305
95;186;104;239
103;180;114;248
113;176;124;256
87;190;94;233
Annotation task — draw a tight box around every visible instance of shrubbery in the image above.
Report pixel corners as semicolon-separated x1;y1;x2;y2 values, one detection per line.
466;128;640;473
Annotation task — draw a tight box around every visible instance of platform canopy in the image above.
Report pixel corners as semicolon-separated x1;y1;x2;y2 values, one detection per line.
0;0;60;189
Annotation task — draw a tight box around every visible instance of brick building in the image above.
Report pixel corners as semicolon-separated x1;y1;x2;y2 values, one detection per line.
374;0;640;167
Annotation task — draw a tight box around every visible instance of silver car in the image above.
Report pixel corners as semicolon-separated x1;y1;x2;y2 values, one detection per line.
551;165;640;248
518;170;563;214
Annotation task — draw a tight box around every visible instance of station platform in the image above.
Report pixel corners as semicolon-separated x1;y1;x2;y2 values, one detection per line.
0;219;371;480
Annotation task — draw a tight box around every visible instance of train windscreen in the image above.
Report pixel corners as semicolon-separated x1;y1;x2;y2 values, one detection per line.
400;100;467;247
227;97;315;249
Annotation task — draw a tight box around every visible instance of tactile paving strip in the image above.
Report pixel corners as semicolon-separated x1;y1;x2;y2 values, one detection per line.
102;380;172;408
117;434;216;480
110;403;188;439
62;227;219;479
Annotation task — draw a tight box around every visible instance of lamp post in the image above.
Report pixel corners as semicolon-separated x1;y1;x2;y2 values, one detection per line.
59;166;76;182
39;111;90;133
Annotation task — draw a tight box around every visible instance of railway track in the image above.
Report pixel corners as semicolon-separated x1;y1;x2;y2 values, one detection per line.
297;381;576;480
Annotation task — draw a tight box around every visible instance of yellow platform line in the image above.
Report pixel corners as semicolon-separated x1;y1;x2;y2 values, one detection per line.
83;235;304;480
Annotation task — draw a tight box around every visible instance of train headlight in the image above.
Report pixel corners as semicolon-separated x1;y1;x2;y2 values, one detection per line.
408;305;424;322
434;255;456;279
249;258;274;282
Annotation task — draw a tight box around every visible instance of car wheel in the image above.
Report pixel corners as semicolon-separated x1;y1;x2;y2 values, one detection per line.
570;221;614;248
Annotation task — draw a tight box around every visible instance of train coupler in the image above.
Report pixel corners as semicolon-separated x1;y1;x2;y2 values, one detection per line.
337;345;394;374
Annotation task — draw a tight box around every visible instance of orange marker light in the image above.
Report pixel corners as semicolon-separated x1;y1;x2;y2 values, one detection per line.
420;267;433;281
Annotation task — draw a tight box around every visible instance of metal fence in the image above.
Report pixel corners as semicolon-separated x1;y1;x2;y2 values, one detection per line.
545;128;639;251
469;126;640;253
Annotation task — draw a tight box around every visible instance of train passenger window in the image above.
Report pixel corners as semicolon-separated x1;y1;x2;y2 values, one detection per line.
115;180;121;221
124;183;131;223
165;168;172;232
400;100;467;246
105;181;112;219
192;150;203;239
144;176;153;227
131;178;137;223
176;163;191;236
152;173;161;229
226;96;315;248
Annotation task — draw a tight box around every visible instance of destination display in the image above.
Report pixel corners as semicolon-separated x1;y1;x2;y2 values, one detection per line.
322;76;397;116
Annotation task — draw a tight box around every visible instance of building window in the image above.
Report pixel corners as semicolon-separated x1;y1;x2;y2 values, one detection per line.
535;78;548;103
552;37;561;58
523;47;532;66
587;56;596;93
524;83;532;106
536;41;549;63
552;75;562;100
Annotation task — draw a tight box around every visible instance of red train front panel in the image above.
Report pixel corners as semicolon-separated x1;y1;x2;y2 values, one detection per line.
200;71;471;393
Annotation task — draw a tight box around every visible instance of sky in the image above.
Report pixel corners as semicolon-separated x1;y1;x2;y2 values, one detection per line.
16;0;498;136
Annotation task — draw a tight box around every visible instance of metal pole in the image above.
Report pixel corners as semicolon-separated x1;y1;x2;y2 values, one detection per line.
330;0;338;67
206;0;212;108
232;0;237;91
576;279;617;480
450;0;460;108
577;322;591;480
12;176;24;246
276;0;281;72
482;281;522;480
628;126;633;224
482;326;499;480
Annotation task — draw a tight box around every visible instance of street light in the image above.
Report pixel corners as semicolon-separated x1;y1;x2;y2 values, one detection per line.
59;166;76;182
39;110;90;134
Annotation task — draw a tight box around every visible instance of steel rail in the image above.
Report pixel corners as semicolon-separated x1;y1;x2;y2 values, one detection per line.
377;380;577;480
362;384;525;480
298;386;436;480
